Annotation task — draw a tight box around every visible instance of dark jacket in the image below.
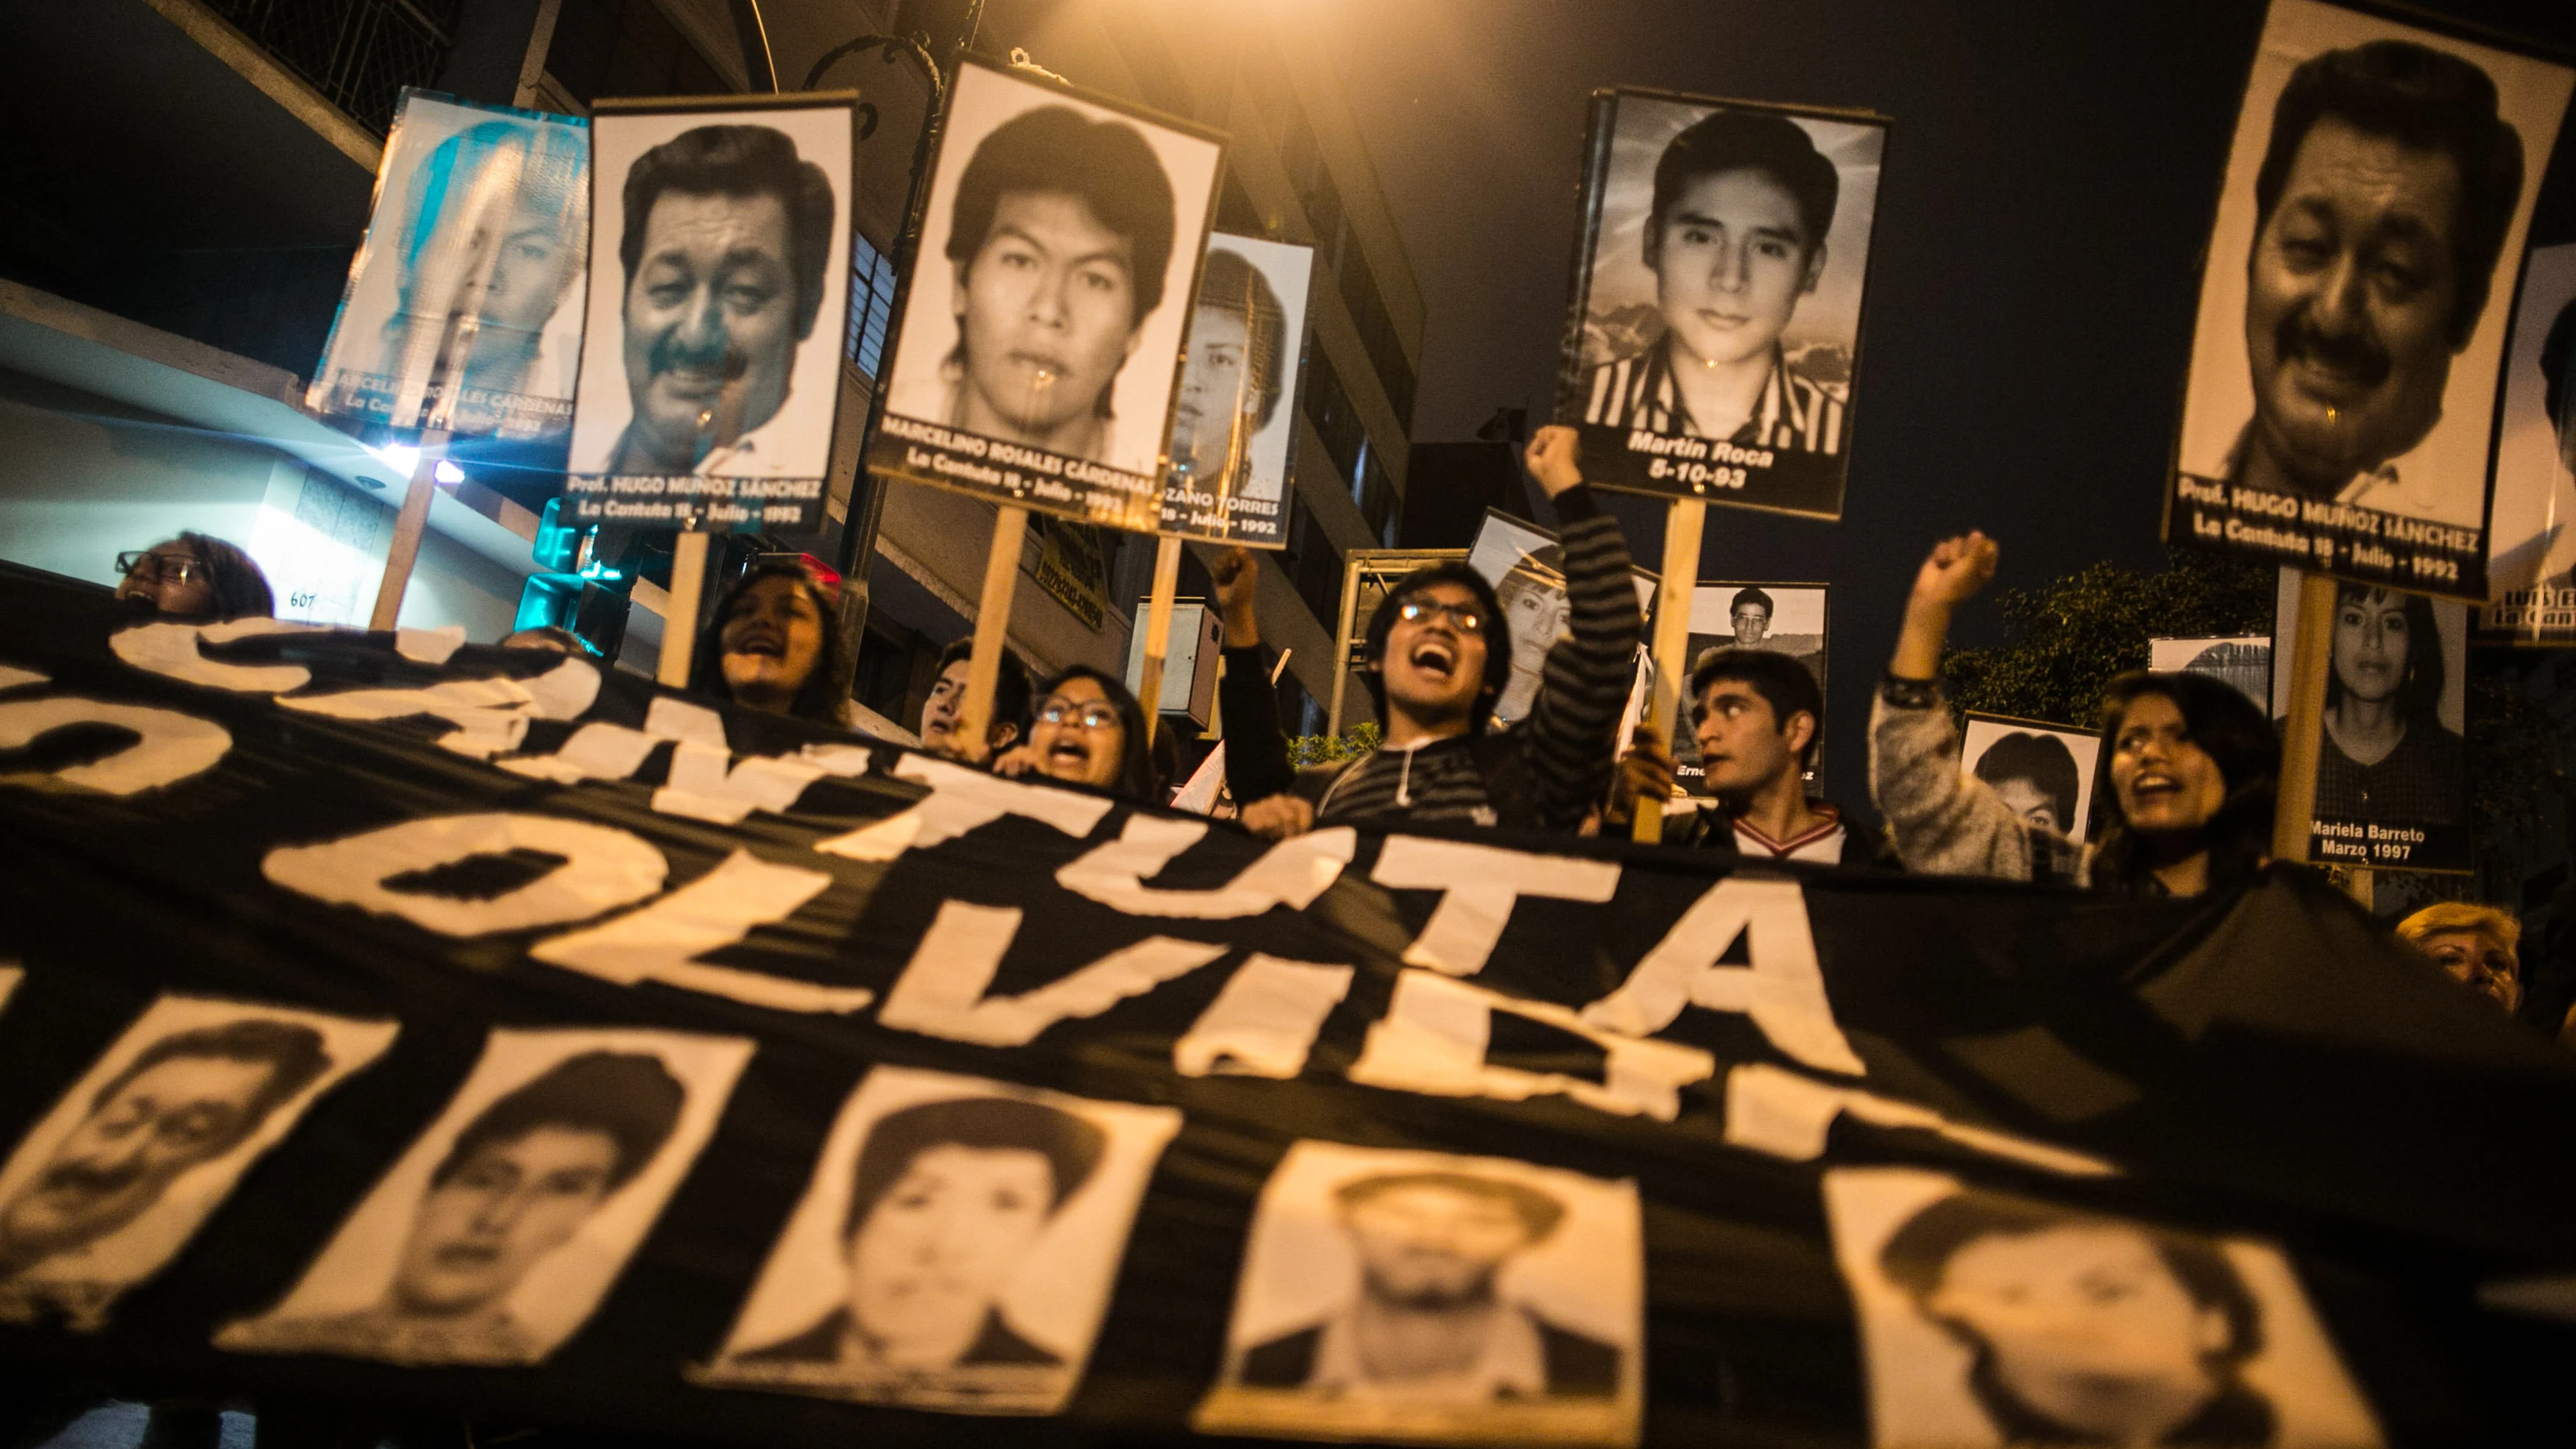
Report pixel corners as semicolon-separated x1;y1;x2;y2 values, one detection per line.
1665;798;1903;870
1236;1314;1620;1397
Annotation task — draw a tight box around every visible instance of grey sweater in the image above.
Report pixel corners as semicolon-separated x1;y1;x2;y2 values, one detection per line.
1869;675;2090;887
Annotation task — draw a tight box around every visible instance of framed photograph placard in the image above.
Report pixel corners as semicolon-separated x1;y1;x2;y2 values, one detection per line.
1552;89;1889;520
869;58;1226;535
306;89;591;445
562;93;857;534
1158;233;1314;548
2164;0;2573;601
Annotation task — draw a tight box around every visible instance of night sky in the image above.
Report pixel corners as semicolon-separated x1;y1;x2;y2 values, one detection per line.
1310;0;2575;808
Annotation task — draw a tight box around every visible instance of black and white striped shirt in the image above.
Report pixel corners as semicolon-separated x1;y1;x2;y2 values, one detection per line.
1582;343;1845;456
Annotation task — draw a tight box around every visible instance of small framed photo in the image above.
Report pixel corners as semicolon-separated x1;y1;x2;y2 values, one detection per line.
1158;233;1315;548
1958;714;2102;846
1195;1141;1643;1447
217;1027;750;1366
1824;1167;2382;1448
1672;581;1829;793
2270;573;2470;871
0;996;396;1331
1554;89;1888;519
696;1065;1181;1414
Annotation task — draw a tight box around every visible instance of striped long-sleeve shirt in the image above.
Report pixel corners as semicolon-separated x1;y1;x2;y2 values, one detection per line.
1582;343;1846;456
1297;486;1642;833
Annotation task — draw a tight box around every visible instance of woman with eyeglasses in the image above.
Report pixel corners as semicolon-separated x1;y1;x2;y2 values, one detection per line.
686;559;850;726
994;665;1160;800
113;534;275;617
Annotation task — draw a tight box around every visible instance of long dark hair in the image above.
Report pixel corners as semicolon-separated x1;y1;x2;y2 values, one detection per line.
687;559;846;725
1034;664;1159;802
2326;584;2446;734
2087;671;2279;895
155;533;275;617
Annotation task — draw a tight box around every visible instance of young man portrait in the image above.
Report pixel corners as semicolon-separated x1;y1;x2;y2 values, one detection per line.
916;638;1031;763
916;104;1178;467
1877;1188;2276;1447
2227;39;2525;518
1232;1170;1619;1400
1971;731;2084;837
0;1019;329;1296
1581;108;1847;456
225;1050;684;1365
1171;246;1289;498
735;1095;1103;1378
596;124;836;478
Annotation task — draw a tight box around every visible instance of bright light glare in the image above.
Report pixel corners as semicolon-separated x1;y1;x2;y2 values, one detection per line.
367;442;422;476
434;459;464;484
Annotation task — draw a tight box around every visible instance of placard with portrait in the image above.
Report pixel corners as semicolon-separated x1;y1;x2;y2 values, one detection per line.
2477;241;2576;640
870;59;1225;535
2270;571;2470;871
563;94;857;533
1671;581;1827;795
1958;715;2102;847
2165;0;2573;601
1552;91;1888;519
1158;233;1314;547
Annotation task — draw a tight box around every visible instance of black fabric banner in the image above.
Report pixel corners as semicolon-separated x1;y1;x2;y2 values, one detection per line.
1;564;2571;1447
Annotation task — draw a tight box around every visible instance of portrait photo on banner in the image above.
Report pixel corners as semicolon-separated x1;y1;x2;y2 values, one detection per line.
562;96;853;532
1824;1168;2382;1449
2477;241;2576;641
1195;1141;1643;1448
1159;233;1314;547
872;59;1224;533
0;995;395;1332
2271;570;2470;871
216;1027;749;1367
2167;0;2573;599
306;91;591;445
1671;581;1828;795
1958;715;2102;846
1555;90;1886;519
696;1065;1181;1414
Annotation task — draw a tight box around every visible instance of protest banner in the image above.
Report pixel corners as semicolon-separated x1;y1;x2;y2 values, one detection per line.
1;565;2568;1445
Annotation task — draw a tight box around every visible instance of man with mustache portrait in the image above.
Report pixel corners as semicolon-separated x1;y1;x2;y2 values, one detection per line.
910;104;1177;467
2228;40;2524;517
595;124;835;478
0;1020;329;1303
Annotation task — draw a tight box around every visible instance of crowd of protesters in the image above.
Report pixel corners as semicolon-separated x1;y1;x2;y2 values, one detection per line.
105;421;2576;1045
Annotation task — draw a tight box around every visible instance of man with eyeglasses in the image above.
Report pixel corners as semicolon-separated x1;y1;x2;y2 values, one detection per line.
1211;425;1640;835
113;535;275;618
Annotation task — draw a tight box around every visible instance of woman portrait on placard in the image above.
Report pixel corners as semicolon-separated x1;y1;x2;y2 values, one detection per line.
2316;584;2463;823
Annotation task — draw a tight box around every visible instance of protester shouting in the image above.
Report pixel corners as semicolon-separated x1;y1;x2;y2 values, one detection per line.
917;638;1031;763
995;665;1160;801
1872;533;2279;896
114;534;274;618
1607;648;1897;865
687;558;849;726
1213;425;1641;837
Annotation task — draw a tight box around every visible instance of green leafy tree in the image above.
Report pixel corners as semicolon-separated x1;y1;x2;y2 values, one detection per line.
1284;720;1380;768
1940;550;2276;728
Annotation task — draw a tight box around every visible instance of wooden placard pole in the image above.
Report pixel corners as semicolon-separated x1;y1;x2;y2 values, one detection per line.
1632;498;1707;844
958;506;1032;754
1135;536;1185;747
657;531;712;688
367;431;449;631
2272;570;2338;866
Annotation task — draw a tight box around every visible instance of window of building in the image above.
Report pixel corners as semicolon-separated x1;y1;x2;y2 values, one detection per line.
1337;243;1418;428
1282;497;1344;631
847;231;898;379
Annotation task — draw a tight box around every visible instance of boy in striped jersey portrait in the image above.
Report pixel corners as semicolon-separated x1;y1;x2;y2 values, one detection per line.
1580;108;1847;458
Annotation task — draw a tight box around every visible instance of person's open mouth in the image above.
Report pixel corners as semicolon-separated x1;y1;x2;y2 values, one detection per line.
2129;771;2182;806
729;626;784;659
1408;638;1457;683
433;1241;501;1269
1047;738;1093;770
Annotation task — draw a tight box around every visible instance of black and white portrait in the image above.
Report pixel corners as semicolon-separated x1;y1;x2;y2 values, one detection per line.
1468;511;1657;728
1672;581;1827;794
700;1066;1181;1414
2149;636;2274;712
565;98;852;531
219;1027;748;1367
1959;715;2102;846
1196;1142;1641;1447
874;60;1223;531
1557;91;1886;518
1824;1168;2382;1448
2272;571;2469;871
2169;0;2572;598
0;996;394;1331
1160;233;1314;547
2477;241;2576;642
308;93;590;442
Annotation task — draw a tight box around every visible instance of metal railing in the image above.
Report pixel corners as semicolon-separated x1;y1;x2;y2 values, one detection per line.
199;0;459;135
